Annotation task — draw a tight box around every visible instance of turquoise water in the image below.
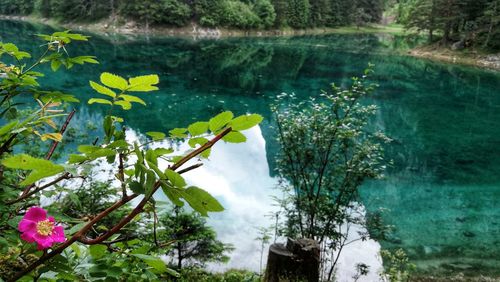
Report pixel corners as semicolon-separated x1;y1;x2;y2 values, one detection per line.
1;20;500;276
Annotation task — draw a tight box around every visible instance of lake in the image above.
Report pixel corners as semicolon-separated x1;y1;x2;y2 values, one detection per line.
1;19;500;279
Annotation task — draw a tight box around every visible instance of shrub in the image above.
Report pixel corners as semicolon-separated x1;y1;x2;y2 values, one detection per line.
0;0;34;15
252;0;276;29
221;0;261;29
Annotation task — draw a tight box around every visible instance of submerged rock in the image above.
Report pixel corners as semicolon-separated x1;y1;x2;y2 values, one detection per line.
463;231;476;238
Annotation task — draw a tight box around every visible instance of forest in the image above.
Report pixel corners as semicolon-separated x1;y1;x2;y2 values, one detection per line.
0;0;498;49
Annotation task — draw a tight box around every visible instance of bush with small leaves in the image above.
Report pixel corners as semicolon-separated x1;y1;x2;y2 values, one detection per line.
0;30;263;281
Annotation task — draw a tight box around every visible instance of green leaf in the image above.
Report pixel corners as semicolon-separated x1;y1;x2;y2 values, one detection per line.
209;111;233;132
88;98;112;106
188;137;208;148
154;148;173;156
68;154;88;164
70;56;98;65
131;254;168;273
134;142;144;164
129;75;159;85
128;74;160;92
161;183;184;207
145;149;158;166
51;60;62;72
0;121;18;137
51;31;89;41
120;95;146;106
107;140;129;149
86;148;116;159
165;268;180;278
66;222;86;236
89;245;107;260
187;121;209;136
181;186;224;216
200;148;211;159
73;146;116;163
222;131;247;143
90;81;116;98
127;74;160;92
129;181;145;194
100;72;128;91
77;145;100;154
1;154;65;185
114;100;132;110
229;114;263;131
169;128;188;138
145;169;156;193
165;169;186;188
146;132;166;141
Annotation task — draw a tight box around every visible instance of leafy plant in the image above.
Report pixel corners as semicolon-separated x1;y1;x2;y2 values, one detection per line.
155;206;233;269
380;248;416;282
0;30;263;281
272;65;391;281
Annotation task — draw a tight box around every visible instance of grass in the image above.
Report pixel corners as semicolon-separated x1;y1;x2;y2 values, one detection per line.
326;24;406;35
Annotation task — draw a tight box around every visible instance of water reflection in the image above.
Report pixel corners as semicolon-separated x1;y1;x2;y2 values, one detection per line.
2;19;500;276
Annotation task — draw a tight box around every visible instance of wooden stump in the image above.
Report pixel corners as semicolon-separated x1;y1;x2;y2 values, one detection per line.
264;238;320;282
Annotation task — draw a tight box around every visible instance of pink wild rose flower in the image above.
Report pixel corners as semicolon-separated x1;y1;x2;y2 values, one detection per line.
18;206;66;250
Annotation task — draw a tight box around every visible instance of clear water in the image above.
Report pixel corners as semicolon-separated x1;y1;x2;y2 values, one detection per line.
1;20;500;276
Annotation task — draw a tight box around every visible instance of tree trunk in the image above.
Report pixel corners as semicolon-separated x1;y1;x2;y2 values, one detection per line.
177;242;183;269
264;238;320;282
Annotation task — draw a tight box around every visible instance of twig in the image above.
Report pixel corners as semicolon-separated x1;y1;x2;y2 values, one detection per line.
177;163;203;174
7;194;137;282
21;109;76;197
0;133;18;157
8;173;72;204
78;127;231;245
10;127;233;280
153;204;159;247
118;153;127;200
45;109;76;160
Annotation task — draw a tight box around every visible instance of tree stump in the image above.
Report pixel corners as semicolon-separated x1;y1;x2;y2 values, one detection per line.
264;238;320;282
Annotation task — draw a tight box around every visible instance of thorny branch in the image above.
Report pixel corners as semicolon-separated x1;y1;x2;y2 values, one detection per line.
8;127;232;281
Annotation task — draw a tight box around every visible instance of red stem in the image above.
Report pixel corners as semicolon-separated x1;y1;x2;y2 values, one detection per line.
10;127;232;280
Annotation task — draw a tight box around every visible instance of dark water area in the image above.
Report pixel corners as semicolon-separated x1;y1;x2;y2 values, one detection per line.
1;19;500;276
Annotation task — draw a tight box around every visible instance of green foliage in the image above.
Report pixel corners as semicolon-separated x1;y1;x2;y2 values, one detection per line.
156;207;233;269
1;154;64;185
286;0;311;28
221;0;261;29
403;0;500;49
0;31;262;281
0;0;34;15
87;72;158;110
380;249;416;282
121;0;192;27
0;0;386;30
194;0;226;27
271;0;288;27
48;0;111;21
253;0;277;28
178;268;260;282
273;66;390;280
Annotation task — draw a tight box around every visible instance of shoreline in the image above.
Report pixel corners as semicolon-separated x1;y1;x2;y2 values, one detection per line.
0;15;405;39
407;46;500;72
1;15;499;72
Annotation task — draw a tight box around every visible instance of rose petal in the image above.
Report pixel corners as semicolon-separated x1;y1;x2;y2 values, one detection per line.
47;216;55;223
20;231;36;243
18;219;36;233
51;226;66;243
24;207;47;222
34;233;53;250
